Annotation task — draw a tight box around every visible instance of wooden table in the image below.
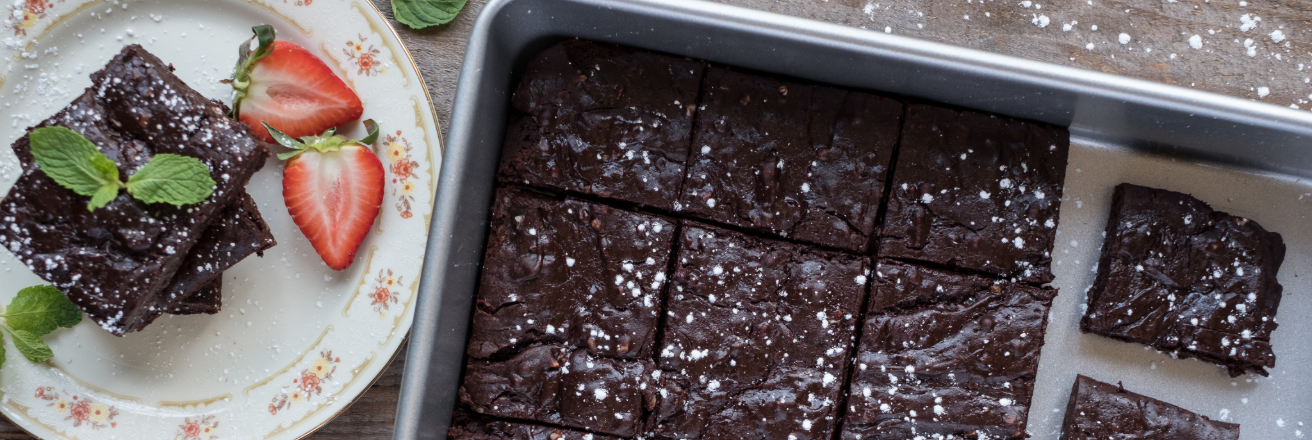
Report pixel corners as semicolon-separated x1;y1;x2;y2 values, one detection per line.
2;0;1305;437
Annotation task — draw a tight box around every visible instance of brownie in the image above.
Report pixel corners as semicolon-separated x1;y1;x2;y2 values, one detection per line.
168;280;221;315
152;191;275;315
880;104;1069;284
497;39;706;210
678;67;902;253
459;345;653;437
10;96;274;318
467;188;676;360
1082;183;1286;377
1060;375;1239;440
0;45;270;335
646;224;868;440
449;410;621;440
842;260;1056;440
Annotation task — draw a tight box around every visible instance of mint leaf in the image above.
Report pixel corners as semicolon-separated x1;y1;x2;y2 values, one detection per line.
88;184;119;211
29;127;123;201
9;329;52;363
393;0;466;28
125;154;215;206
5;285;81;336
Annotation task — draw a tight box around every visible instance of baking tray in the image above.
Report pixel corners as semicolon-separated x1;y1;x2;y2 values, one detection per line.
394;0;1312;438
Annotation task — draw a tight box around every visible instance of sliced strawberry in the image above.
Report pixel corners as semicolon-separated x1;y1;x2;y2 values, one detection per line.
229;25;363;142
270;121;384;270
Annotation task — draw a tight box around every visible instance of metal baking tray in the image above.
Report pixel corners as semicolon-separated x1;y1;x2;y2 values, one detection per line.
394;0;1312;438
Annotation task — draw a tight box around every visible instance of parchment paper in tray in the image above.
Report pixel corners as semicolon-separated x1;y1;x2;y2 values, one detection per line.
1030;140;1312;439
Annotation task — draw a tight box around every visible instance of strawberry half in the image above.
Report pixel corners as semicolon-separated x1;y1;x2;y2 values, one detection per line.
268;120;384;271
230;25;363;142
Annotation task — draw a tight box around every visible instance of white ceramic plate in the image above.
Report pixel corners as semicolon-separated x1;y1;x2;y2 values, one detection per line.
0;0;440;438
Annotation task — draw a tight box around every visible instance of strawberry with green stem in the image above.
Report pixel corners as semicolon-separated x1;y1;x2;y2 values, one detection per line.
266;120;385;271
229;25;363;142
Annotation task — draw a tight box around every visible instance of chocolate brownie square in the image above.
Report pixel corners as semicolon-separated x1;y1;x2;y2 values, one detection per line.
0;45;270;335
1061;375;1239;440
467;188;676;360
678;68;902;253
459;345;653;437
12;129;275;317
880;104;1069;283
842;260;1056;440
1082;183;1286;377
449;410;621;440
647;224;868;440
498;40;706;210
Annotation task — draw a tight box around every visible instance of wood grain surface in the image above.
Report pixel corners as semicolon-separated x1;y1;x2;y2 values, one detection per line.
0;0;1303;437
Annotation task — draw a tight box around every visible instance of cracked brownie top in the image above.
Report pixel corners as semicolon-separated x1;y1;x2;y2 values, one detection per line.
498;39;706;210
678;67;902;253
880;104;1068;284
649;223;868;440
468;187;676;361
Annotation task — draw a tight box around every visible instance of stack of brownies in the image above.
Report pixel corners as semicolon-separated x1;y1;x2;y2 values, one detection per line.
0;45;275;335
452;40;1070;440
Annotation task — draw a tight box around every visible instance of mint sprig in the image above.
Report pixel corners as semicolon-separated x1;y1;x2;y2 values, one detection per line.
29;126;216;210
393;0;467;29
0;285;82;366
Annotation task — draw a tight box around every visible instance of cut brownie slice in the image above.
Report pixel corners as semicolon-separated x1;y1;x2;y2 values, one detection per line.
678;67;902;253
0;45;270;335
168;280;221;315
842;260;1056;440
449;410;621;440
467;188;676;361
647;223;868;440
460;345;653;437
1060;375;1239;440
153;191;275;315
12;131;275;317
1082;183;1286;377
498;39;706;210
880;104;1069;284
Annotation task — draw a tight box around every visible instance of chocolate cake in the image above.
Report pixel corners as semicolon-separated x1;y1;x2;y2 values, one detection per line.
498;39;706;210
647;224;868;440
1061;375;1239;440
0;45;271;335
1082;183;1286;377
880;104;1069;284
678;67;902;253
842;260;1056;440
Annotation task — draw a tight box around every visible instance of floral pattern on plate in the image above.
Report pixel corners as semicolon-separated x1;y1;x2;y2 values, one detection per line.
175;415;219;440
386;130;418;219
34;387;119;429
268;350;340;416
